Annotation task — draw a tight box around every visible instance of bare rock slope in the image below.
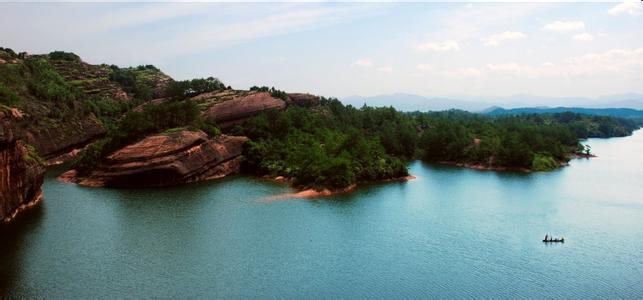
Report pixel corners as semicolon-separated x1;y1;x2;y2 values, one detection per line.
199;91;287;128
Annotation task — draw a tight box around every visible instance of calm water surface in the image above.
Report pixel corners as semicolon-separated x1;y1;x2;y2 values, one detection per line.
2;131;643;298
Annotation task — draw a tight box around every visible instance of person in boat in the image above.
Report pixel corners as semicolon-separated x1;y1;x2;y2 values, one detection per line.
544;234;548;242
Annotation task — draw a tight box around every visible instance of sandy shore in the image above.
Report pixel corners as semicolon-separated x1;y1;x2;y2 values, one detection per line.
262;175;416;202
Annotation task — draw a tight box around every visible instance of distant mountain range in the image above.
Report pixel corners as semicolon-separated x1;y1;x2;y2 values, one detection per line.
340;93;643;112
484;107;643;120
341;93;490;112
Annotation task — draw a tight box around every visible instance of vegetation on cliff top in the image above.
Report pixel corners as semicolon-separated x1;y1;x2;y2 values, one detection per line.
72;99;220;175
166;77;226;100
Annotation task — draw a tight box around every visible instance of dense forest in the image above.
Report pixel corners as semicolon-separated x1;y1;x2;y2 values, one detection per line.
486;106;643;126
232;99;639;188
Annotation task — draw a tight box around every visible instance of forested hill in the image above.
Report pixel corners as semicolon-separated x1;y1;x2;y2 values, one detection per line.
485;106;643;125
233;103;639;189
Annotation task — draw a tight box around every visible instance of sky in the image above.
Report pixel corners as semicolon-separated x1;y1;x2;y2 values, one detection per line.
1;1;642;99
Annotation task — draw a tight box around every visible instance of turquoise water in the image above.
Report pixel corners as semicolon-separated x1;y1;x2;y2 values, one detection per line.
1;131;643;298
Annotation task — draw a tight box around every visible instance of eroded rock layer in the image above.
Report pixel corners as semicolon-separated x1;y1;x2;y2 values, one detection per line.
201;92;286;129
75;130;248;188
0;112;45;223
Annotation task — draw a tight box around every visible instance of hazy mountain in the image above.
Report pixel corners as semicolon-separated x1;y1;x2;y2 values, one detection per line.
340;93;491;112
341;93;643;112
463;93;643;109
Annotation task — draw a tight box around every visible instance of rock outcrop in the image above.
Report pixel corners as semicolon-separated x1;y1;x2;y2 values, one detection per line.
70;130;248;188
287;93;320;108
24;115;105;163
0;111;45;223
200;92;286;129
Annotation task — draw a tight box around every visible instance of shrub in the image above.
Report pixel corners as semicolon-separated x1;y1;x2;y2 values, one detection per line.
0;82;21;106
532;154;560;171
49;51;80;61
26;59;78;102
165;77;226;99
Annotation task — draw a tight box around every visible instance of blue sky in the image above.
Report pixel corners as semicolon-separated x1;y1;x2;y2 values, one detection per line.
1;1;642;99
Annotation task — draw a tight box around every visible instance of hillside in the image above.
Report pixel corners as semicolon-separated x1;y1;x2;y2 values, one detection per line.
0;47;172;162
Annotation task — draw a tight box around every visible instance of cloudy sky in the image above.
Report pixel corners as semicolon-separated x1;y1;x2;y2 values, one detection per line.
1;1;642;99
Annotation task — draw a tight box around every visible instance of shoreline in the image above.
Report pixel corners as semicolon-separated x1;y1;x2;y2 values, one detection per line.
2;191;43;223
262;175;416;201
436;161;532;173
434;152;597;173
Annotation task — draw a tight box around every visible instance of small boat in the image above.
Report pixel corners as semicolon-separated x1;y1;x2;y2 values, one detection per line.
542;234;564;243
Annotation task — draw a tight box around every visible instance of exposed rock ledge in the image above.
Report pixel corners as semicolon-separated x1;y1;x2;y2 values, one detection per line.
61;130;248;188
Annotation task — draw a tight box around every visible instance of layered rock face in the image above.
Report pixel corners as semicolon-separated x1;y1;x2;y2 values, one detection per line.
201;92;286;129
25;115;105;163
0;112;45;222
74;131;248;188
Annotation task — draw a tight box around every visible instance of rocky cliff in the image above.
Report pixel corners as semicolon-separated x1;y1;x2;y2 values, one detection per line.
67;130;248;188
0;110;45;223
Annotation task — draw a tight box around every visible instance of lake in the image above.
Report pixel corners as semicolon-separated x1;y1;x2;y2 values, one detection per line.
1;130;642;298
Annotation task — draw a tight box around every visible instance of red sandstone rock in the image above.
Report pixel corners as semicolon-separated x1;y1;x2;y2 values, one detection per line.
201;92;286;129
72;130;248;188
0;113;45;222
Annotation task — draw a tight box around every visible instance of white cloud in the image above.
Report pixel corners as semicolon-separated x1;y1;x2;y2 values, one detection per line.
562;47;643;75
86;5;205;33
486;62;535;76
416;64;432;71
351;58;373;68
542;20;585;32
608;0;642;16
573;33;594;42
1;4;380;64
452;67;483;77
479;48;643;77
481;31;526;47
417;40;460;52
378;66;393;73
